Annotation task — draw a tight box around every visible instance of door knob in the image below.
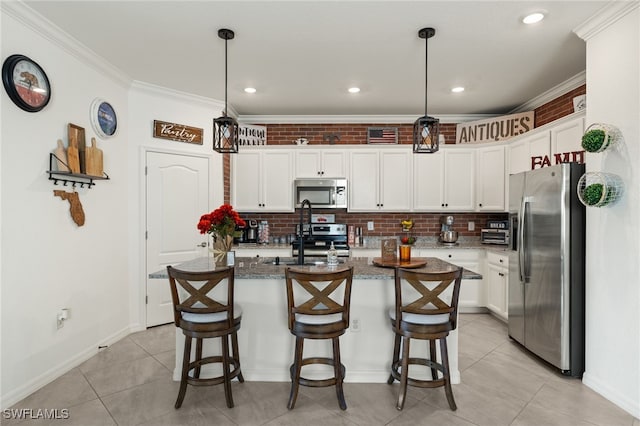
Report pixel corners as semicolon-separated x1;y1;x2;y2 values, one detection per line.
197;242;207;247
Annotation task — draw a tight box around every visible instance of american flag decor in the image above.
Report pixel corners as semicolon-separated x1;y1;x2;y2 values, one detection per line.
367;127;398;144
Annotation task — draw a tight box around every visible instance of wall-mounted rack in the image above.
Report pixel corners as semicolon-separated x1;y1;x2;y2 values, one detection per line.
47;153;109;188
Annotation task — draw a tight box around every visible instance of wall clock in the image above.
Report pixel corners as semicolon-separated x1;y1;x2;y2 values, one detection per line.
2;54;51;112
90;98;117;138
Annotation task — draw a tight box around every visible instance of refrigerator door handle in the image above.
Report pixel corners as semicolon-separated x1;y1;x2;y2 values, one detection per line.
519;198;529;283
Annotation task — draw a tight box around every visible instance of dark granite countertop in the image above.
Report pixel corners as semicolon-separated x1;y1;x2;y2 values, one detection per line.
149;256;482;280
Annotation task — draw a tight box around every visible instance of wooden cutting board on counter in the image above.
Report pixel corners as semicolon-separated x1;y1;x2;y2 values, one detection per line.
372;257;428;269
85;137;104;177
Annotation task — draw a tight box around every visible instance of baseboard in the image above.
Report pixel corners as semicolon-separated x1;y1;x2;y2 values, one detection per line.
1;325;132;409
582;372;640;419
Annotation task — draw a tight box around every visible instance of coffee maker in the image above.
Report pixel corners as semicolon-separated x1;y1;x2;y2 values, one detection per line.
245;219;259;243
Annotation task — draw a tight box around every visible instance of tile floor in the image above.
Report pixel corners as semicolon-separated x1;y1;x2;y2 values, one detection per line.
5;314;638;426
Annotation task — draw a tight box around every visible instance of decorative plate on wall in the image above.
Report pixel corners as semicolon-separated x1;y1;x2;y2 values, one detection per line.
90;98;117;138
2;54;51;112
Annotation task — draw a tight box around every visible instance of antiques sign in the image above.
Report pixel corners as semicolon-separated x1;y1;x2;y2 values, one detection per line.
239;124;267;146
456;111;534;144
153;120;203;144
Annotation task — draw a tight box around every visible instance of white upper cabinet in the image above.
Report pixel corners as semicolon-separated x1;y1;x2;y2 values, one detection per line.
476;145;506;211
232;149;294;212
413;148;475;211
550;115;585;163
349;148;412;211
294;149;347;178
508;131;550;175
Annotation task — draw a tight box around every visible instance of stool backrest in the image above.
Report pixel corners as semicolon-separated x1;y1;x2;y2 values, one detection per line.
166;266;235;327
285;267;354;330
393;267;463;329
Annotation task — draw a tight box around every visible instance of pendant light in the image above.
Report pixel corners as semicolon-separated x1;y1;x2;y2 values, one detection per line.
413;27;440;154
213;28;239;154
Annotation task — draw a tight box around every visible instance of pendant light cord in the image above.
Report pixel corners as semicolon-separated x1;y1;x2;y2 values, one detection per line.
424;35;428;116
224;37;228;116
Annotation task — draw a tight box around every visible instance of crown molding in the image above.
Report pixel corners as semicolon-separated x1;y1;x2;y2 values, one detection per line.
237;114;498;125
509;71;586;114
130;81;232;114
2;1;132;88
574;1;639;41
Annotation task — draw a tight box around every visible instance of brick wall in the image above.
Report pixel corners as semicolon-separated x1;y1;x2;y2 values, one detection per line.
263;123;458;146
534;84;586;128
239;211;507;239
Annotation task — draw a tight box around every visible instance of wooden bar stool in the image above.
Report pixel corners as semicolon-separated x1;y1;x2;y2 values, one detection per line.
387;267;463;410
167;266;244;409
285;266;354;410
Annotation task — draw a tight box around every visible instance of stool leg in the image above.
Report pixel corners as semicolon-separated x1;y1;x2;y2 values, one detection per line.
387;332;401;384
439;337;457;411
287;336;304;409
429;340;438;380
221;333;234;408
231;331;244;383
397;336;410;410
175;335;192;409
194;338;203;379
332;337;347;410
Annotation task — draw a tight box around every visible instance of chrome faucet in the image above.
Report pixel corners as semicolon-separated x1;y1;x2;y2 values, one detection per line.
297;199;313;265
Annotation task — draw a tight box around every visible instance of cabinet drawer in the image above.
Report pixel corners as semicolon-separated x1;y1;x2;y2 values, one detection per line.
487;251;508;267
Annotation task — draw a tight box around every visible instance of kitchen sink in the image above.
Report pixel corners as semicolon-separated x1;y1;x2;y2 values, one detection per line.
269;257;345;266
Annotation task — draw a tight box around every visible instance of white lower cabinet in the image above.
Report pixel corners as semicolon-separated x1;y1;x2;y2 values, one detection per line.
485;251;508;321
417;249;485;310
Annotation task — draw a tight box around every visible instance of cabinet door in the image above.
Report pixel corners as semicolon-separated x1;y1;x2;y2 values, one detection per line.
295;150;322;178
413;151;444;211
508;138;529;175
262;151;294;212
232;151;262;211
551;116;585;164
443;150;475;211
321;150;347;178
380;150;412;211
349;150;379;211
486;263;508;320
476;145;506;211
528;132;551;170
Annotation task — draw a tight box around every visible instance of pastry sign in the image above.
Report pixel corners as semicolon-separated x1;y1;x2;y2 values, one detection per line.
153;120;203;144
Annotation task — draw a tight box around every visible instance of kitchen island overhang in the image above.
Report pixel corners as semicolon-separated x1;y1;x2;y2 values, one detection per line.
150;257;481;385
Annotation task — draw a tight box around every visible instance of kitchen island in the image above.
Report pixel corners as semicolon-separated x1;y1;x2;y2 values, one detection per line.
150;256;481;385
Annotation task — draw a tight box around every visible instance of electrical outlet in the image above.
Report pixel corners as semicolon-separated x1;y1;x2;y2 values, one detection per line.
351;318;361;332
367;221;374;231
468;221;475;231
56;308;69;329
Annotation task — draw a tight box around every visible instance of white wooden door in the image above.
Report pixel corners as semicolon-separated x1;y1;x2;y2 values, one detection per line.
295;150;322;177
146;151;210;327
551;116;584;161
321;150;347;178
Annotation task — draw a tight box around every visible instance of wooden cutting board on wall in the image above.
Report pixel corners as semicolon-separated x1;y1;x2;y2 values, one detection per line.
67;133;80;174
85;137;103;177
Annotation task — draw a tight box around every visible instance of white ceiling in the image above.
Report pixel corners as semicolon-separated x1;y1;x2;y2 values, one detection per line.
23;1;609;118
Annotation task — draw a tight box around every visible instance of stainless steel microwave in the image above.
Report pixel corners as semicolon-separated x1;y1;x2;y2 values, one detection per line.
294;178;347;209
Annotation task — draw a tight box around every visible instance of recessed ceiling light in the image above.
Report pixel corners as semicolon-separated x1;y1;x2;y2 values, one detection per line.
522;12;545;24
348;87;360;94
451;87;465;93
244;87;256;94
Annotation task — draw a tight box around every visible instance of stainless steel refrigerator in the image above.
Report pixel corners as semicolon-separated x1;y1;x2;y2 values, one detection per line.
508;163;585;377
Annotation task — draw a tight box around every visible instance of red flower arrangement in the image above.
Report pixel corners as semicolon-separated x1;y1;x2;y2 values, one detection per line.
197;204;246;242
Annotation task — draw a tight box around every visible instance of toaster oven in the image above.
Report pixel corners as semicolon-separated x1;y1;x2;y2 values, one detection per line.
481;228;510;245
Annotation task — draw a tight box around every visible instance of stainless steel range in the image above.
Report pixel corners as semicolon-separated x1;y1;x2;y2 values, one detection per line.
292;223;350;257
